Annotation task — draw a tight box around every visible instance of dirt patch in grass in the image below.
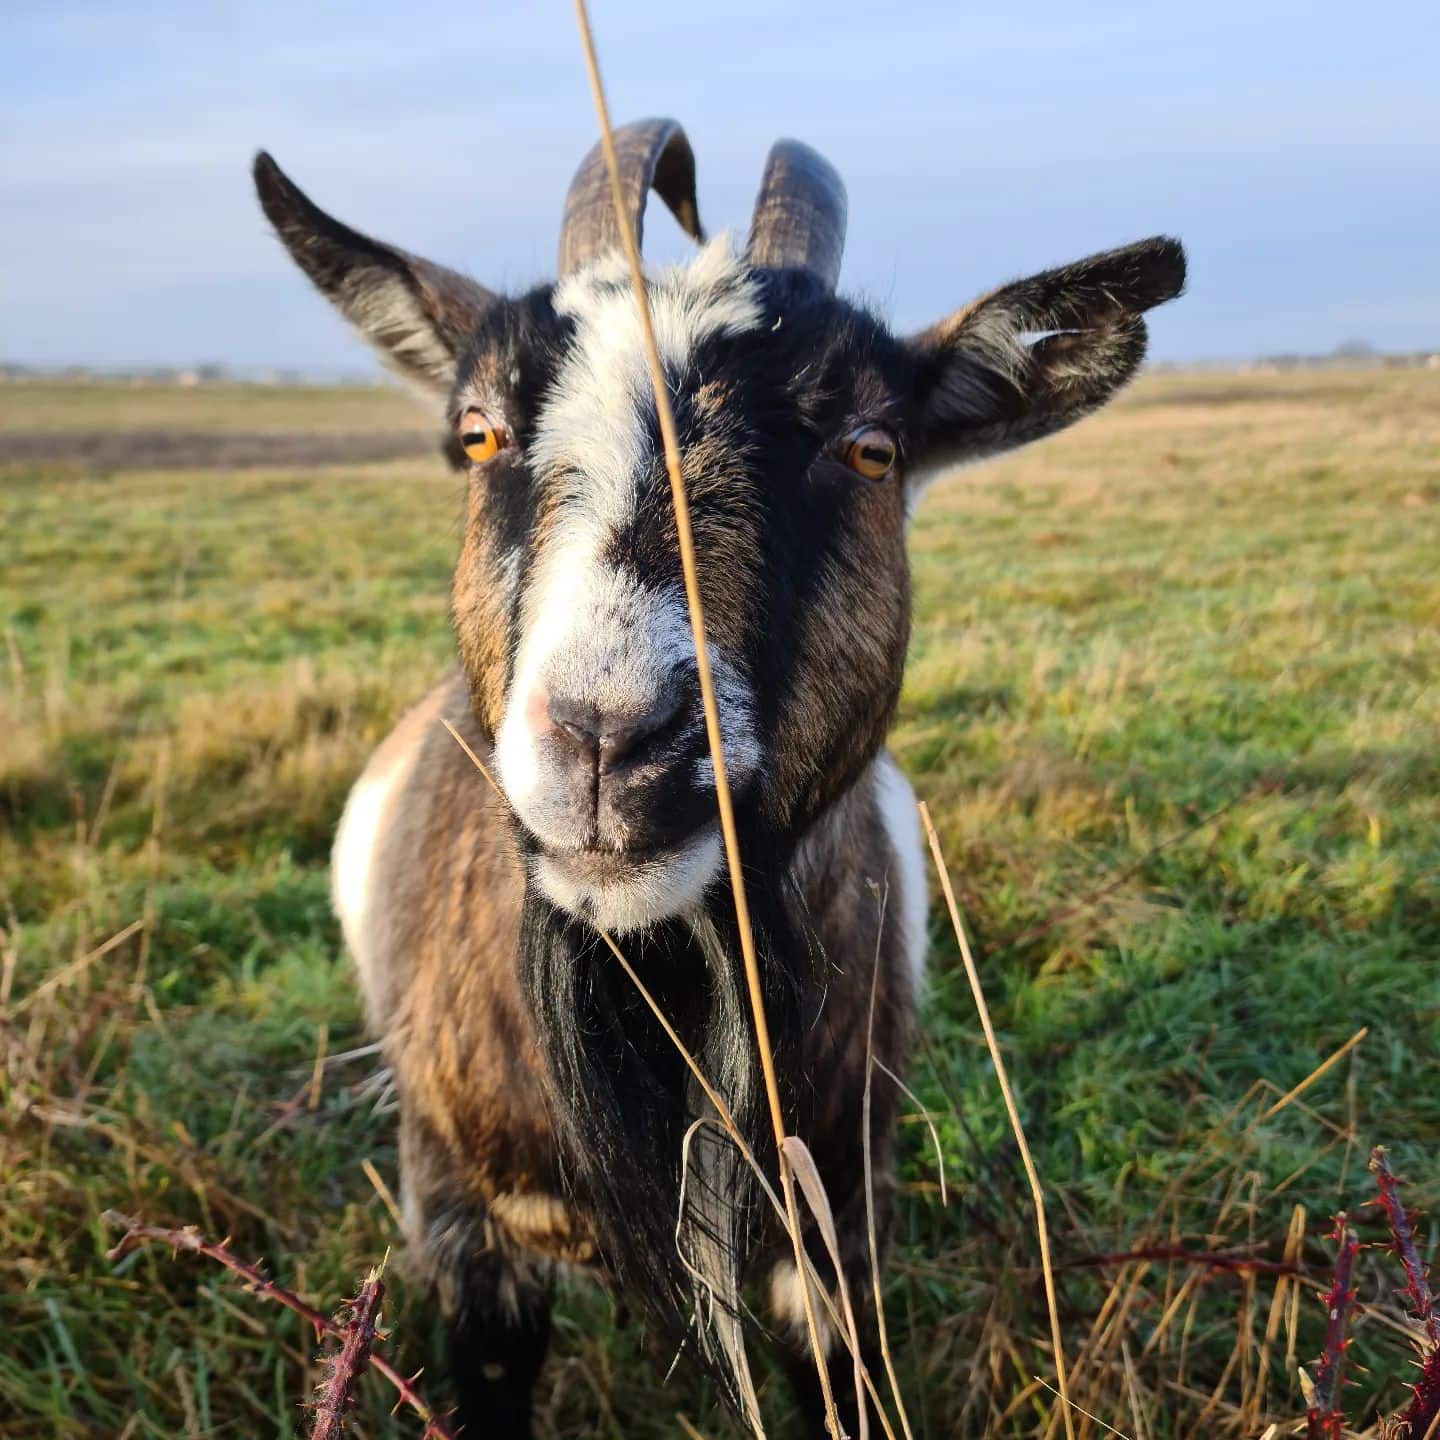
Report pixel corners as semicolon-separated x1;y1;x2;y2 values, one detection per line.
1123;380;1365;409
0;427;438;471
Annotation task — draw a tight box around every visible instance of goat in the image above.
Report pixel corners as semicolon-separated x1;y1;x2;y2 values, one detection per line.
253;119;1184;1437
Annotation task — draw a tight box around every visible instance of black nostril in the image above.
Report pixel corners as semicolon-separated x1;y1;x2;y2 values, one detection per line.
598;692;683;769
547;692;684;772
548;697;601;759
555;717;598;755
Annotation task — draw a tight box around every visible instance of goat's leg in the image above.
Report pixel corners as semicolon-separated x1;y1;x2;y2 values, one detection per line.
777;1335;884;1439
768;1256;884;1439
399;1117;554;1437
445;1246;553;1439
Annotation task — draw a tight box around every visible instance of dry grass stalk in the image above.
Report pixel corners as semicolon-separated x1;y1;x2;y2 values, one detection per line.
311;1261;385;1439
1120;1340;1152;1440
1067;1259;1152;1428
9;917;143;1017
785;1135;871;1436
102;1213;456;1438
307;1021;329;1111
568;1;841;1430
1253;1204;1307;1422
132;734;169;996
361;1156;406;1232
439;716;499;790
1258;1031;1369;1124
919;800;1077;1440
873;1058;948;1210
1284;1206;1309;1387
864;894;920;1440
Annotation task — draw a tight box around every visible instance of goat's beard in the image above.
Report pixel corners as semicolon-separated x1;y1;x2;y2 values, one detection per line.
517;859;807;1413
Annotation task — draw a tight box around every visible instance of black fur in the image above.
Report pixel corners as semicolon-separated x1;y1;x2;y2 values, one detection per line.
446;1249;553;1435
515;857;809;1398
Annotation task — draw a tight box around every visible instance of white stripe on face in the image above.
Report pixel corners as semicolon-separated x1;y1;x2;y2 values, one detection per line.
493;241;766;925
530;238;765;542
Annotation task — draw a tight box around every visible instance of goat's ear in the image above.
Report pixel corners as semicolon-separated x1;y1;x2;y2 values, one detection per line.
253;151;496;400
904;237;1185;489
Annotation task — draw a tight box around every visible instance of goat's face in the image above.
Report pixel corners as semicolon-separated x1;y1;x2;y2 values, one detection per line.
255;124;1184;932
454;245;914;929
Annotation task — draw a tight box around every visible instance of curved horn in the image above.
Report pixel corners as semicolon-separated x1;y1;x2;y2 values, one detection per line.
558;118;705;276
746;140;847;291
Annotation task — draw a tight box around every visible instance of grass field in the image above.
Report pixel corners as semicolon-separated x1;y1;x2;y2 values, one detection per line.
2;370;1438;1438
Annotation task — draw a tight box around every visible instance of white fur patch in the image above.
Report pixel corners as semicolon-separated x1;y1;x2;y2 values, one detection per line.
768;1261;835;1352
495;552;693;825
872;752;929;995
332;732;425;1014
534;827;723;934
333;770;388;954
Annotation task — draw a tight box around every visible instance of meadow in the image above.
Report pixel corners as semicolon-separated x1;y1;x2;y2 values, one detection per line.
2;369;1437;1438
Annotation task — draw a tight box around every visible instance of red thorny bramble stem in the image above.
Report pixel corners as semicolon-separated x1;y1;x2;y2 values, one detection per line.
103;1212;457;1439
1370;1150;1440;1440
1305;1213;1358;1440
311;1263;385;1439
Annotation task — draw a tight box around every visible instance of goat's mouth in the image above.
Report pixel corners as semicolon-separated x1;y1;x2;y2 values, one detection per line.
541;835;696;884
532;825;724;932
555;840;673;881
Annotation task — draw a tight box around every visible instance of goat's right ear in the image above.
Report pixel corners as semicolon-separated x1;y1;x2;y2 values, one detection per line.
903;237;1185;491
253;152;496;400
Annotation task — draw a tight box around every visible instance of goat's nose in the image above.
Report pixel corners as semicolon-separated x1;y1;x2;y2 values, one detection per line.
547;691;684;771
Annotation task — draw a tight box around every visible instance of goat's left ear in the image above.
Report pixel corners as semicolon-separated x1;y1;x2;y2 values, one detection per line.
904;237;1185;489
253;151;496;401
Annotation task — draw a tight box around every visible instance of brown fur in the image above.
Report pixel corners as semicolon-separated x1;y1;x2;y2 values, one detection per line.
357;669;915;1289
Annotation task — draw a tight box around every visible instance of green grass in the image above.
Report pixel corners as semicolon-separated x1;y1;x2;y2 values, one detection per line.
2;370;1438;1438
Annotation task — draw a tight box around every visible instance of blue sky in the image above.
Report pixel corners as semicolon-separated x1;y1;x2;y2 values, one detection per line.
3;0;1437;370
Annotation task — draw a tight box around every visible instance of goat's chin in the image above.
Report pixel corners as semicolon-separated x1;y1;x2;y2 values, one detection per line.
533;827;723;933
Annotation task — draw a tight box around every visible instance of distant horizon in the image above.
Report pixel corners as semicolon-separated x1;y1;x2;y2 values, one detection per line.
4;1;1437;371
6;338;1438;385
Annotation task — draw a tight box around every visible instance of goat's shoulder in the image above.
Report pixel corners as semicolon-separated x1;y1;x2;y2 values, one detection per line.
780;753;927;1216
337;672;557;1209
332;666;526;1034
333;673;453;1014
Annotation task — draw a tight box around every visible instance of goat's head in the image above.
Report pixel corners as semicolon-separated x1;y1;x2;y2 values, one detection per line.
255;122;1184;934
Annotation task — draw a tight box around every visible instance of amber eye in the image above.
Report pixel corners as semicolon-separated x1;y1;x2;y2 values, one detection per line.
842;425;898;481
458;409;508;464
